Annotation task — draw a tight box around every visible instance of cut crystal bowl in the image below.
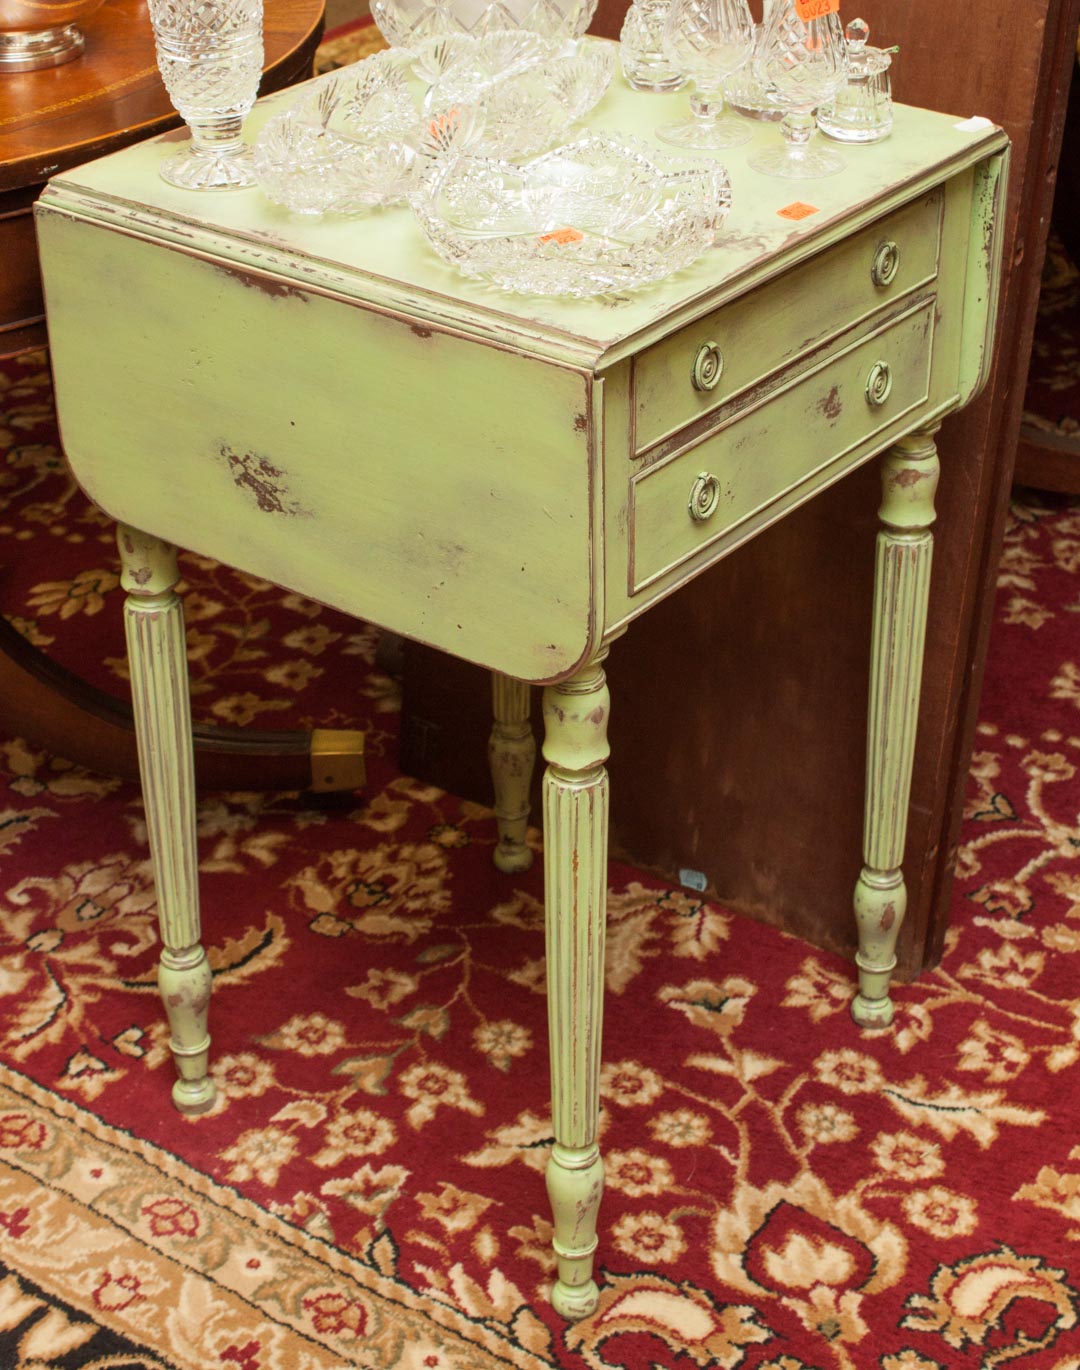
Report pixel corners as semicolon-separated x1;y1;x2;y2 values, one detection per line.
252;51;479;214
416;32;615;161
371;0;597;48
252;36;614;215
410;133;733;297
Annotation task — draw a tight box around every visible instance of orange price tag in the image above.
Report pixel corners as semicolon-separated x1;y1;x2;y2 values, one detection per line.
794;0;839;19
537;227;584;246
777;201;820;220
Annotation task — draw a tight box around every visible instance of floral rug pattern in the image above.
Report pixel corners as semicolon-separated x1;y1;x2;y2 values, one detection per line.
5;343;1080;1370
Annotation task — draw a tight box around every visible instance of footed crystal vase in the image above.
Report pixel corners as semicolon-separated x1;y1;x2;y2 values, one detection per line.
749;0;847;178
148;0;264;190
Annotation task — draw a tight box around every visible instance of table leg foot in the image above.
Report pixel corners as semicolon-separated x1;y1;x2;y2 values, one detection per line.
852;868;905;1028
119;524;216;1113
542;656;609;1317
548;1142;603;1319
489;672;535;873
853;430;938;1029
160;944;215;1113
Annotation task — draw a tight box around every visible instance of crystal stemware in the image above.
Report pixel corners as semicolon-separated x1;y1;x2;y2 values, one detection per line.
748;0;848;178
148;0;264;190
657;0;755;151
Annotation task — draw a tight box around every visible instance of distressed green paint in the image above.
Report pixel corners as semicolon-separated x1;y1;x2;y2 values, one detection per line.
35;66;1009;1316
852;429;941;1029
958;150;1010;405
631;189;944;452
542;657;609;1320
39;218;600;686
489;672;535;874
118;526;215;1115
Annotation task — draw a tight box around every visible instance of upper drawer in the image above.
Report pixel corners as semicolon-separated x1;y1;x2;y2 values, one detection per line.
628;298;935;596
631;188;943;453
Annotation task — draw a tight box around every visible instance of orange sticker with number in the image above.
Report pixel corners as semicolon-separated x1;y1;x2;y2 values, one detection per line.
794;0;839;19
777;201;820;220
538;227;583;246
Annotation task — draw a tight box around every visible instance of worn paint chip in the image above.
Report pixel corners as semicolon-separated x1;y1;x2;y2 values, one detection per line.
220;445;311;518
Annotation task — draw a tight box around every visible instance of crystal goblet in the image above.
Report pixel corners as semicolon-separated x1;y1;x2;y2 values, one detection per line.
657;0;754;151
148;0;264;190
748;0;847;178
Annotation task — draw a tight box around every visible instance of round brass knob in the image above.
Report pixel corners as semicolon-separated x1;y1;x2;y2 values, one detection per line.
871;240;900;287
691;342;724;392
688;472;721;522
865;360;893;406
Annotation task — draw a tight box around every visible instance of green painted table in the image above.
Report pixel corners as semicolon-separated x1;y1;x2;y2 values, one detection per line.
35;63;1008;1318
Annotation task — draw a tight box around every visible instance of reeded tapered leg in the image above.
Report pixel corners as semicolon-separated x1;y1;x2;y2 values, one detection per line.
853;428;939;1029
118;525;215;1114
489;672;535;874
542;656;609;1320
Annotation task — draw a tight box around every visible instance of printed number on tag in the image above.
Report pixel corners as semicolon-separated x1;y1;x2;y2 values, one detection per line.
538;227;584;246
794;0;839;20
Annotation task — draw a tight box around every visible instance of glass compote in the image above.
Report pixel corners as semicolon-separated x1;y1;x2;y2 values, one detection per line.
657;0;754;151
148;0;264;189
748;0;848;178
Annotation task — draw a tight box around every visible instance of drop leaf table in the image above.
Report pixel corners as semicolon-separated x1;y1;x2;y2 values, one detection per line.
35;67;1007;1318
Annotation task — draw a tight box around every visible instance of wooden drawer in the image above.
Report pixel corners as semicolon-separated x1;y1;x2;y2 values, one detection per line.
628;298;935;594
631;189;943;454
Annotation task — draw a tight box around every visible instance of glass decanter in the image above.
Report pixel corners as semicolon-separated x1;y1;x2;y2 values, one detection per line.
748;0;848;178
658;0;754;150
816;17;894;143
148;0;264;189
620;0;687;93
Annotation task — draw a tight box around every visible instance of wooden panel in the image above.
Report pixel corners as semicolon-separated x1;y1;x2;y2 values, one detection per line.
0;201;42;336
404;0;1080;979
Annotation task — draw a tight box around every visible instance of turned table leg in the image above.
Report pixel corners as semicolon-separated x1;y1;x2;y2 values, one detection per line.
852;428;939;1029
542;655;609;1319
118;525;215;1114
489;672;535;874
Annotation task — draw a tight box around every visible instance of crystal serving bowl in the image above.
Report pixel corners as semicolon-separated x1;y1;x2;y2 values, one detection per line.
371;0;597;48
252;36;614;215
410;133;733;297
416;32;615;161
252;51;479;215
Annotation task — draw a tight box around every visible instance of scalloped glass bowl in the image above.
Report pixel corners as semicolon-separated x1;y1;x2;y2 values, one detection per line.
418;32;616;160
252;37;615;214
410;133;733;297
253;52;419;214
371;0;597;49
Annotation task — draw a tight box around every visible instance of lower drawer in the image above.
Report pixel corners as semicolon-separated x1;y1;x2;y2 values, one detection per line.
628;298;935;594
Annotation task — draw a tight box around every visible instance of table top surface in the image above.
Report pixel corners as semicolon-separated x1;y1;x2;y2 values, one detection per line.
40;53;1009;370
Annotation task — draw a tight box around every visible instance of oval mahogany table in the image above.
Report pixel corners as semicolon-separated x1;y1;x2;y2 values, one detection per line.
0;0;366;793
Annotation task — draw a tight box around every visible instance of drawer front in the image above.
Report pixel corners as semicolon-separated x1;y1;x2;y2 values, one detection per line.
629;299;935;594
632;189;943;453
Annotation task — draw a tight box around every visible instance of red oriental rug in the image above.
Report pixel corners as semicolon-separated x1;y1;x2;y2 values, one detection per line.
3;342;1080;1370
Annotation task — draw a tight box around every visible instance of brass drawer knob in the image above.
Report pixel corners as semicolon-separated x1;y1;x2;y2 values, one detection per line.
688;472;721;522
691;341;724;391
865;360;893;406
871;240;900;287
